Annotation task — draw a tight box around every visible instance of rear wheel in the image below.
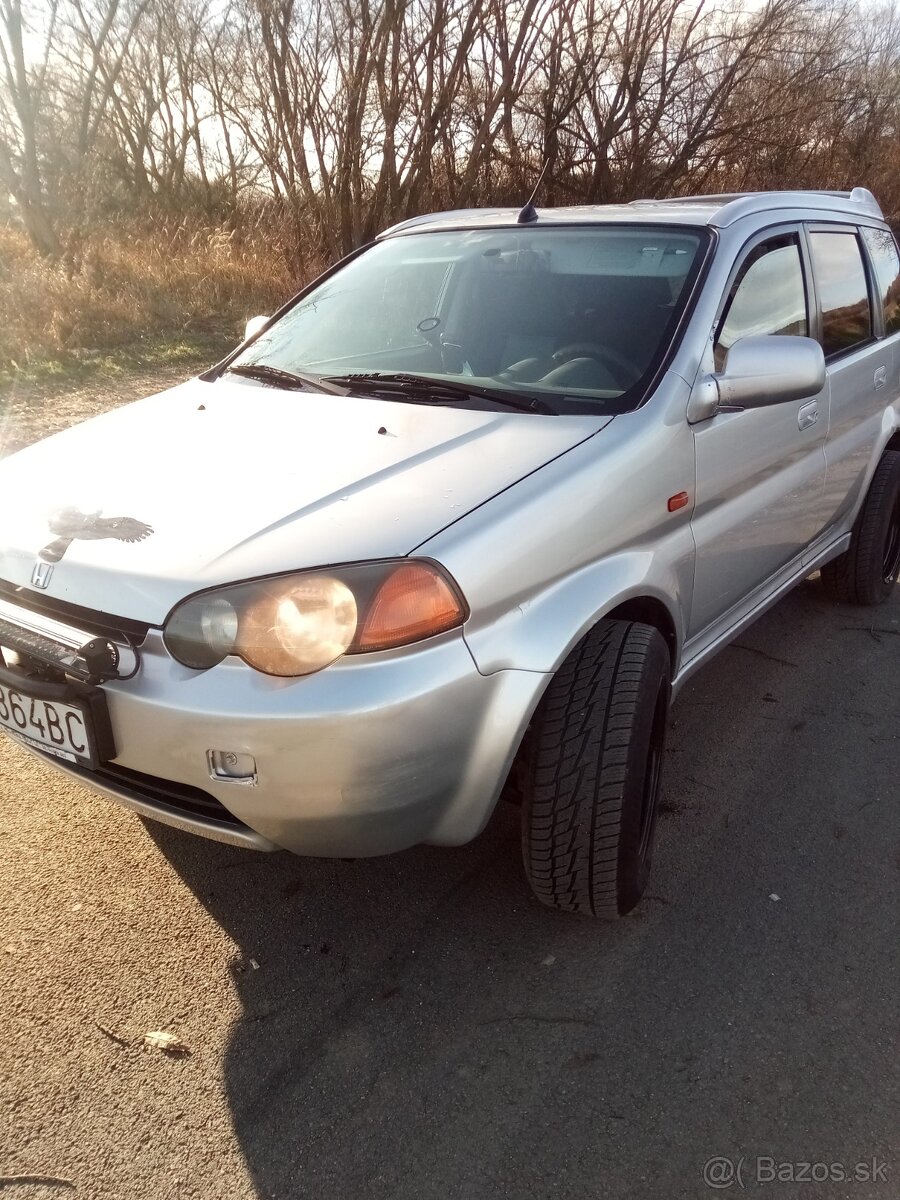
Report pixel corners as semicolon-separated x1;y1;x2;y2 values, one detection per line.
821;450;900;605
521;619;670;918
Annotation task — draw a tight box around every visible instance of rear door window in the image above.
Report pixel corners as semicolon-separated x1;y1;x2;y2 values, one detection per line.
861;226;900;335
808;231;872;356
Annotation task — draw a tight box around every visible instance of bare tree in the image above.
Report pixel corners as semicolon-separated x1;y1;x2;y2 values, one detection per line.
0;0;61;254
6;0;900;258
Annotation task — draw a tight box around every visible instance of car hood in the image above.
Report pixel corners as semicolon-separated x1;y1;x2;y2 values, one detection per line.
0;377;610;623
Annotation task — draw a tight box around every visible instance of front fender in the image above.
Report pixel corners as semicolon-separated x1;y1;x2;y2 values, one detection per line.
416;377;697;678
460;552;688;675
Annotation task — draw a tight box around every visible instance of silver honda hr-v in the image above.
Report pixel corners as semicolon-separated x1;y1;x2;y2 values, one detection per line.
1;188;898;917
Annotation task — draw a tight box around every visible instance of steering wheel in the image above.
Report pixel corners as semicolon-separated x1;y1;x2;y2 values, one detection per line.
548;342;642;388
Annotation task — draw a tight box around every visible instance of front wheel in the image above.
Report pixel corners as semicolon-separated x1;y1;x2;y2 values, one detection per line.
821;449;900;605
521;620;671;918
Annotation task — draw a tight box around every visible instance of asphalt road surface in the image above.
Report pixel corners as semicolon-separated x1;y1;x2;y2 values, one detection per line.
1;580;898;1200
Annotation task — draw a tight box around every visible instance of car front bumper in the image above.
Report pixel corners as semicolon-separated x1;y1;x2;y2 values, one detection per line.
25;629;547;857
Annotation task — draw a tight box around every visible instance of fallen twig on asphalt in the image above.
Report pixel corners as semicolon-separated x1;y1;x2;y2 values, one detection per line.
477;1013;604;1028
839;625;900;641
94;1021;130;1048
732;643;799;667
0;1174;75;1190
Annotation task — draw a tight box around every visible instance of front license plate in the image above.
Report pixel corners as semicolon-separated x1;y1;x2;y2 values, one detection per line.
0;681;97;765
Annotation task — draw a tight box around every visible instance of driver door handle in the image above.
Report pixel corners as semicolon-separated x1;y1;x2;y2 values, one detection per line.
798;400;818;431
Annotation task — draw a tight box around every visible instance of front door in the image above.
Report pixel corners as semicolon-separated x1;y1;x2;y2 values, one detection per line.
689;230;829;639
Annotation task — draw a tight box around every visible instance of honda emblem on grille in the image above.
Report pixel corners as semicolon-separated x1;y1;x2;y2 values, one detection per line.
31;560;53;589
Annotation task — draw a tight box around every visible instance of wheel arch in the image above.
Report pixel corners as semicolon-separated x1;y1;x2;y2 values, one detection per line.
495;595;679;812
604;595;678;669
516;589;680;732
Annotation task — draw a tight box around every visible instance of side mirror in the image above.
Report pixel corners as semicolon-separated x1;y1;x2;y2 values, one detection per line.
243;314;270;342
715;334;825;409
688;335;825;423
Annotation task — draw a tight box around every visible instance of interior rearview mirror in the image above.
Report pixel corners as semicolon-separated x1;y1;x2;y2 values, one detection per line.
244;314;270;342
715;335;825;409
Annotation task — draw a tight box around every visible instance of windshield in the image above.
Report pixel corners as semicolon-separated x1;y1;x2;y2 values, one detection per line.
231;225;707;414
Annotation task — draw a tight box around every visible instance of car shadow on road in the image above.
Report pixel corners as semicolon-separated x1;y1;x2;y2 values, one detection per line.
148;580;899;1200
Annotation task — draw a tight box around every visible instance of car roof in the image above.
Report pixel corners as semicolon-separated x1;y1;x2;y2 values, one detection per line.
379;188;885;238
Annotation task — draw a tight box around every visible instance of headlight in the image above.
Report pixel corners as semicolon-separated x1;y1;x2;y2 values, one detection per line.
163;559;467;677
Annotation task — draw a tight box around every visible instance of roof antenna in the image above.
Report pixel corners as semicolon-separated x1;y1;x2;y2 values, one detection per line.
517;159;550;224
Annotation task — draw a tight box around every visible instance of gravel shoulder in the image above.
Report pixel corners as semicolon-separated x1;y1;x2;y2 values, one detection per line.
0;370;897;1200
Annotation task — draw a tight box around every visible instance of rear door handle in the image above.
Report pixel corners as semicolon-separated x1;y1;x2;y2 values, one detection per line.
798;400;818;431
874;365;887;390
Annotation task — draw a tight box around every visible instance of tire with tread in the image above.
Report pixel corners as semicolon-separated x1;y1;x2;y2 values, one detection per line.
821;450;900;605
521;619;670;918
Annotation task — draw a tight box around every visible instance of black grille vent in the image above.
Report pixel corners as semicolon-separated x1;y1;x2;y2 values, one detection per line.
50;756;246;829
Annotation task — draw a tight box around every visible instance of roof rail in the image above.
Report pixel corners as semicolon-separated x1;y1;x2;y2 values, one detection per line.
718;188;883;225
631;188;883;225
629;193;746;207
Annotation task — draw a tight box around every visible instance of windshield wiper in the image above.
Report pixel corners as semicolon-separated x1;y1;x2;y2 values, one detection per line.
323;372;556;415
225;363;336;392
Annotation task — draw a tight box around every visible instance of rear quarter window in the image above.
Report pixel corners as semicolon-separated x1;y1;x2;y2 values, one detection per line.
861;226;900;335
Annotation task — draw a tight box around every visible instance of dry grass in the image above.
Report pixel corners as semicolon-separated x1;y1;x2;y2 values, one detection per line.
0;216;307;377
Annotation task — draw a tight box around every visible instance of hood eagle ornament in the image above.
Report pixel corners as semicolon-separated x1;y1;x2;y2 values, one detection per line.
39;507;155;564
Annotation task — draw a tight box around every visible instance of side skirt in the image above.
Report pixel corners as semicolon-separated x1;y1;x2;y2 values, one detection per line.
673;532;852;696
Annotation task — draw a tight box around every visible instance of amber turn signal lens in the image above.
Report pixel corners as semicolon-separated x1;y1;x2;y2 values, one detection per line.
355;562;465;652
667;491;690;512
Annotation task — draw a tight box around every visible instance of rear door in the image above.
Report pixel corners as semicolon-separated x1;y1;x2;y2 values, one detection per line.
809;224;897;541
689;228;828;638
